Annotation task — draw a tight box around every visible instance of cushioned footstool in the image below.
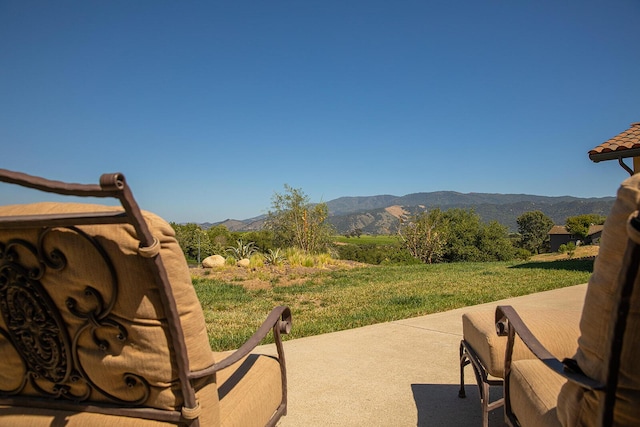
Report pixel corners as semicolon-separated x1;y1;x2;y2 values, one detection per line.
459;306;582;427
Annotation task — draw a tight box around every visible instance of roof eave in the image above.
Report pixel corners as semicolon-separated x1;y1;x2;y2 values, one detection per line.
589;148;640;163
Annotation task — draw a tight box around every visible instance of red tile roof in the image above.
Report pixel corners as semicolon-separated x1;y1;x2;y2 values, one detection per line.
589;122;640;162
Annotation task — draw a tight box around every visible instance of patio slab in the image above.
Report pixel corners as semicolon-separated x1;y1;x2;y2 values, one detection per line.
258;284;588;427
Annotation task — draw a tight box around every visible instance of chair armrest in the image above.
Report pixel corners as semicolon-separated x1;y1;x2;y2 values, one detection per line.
189;306;292;379
495;305;603;391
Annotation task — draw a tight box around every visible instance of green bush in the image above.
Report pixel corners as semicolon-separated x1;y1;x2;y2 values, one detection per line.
558;242;577;258
336;244;420;265
232;230;276;252
514;248;532;261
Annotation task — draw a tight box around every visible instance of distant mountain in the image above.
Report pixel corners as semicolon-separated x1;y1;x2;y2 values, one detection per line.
212;215;267;232
326;191;607;215
204;191;615;234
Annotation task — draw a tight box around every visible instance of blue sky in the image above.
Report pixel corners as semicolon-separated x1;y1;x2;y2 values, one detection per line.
1;1;639;223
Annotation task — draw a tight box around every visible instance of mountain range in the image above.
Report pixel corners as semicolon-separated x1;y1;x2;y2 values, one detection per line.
206;191;616;235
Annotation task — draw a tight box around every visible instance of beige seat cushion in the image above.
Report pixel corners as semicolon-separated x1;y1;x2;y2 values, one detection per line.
558;174;640;426
0;351;284;427
0;382;220;426
0;407;175;426
463;307;582;378
510;359;564;427
215;352;284;427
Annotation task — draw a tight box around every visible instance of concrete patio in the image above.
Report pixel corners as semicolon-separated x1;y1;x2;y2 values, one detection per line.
258;283;588;426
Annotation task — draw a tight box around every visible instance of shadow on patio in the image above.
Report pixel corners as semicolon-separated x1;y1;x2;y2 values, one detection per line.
412;383;504;427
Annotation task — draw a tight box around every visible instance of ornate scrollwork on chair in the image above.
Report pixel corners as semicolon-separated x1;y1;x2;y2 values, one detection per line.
0;227;150;406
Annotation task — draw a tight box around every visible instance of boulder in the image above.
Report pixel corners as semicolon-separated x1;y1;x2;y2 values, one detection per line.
237;258;251;268
202;254;225;268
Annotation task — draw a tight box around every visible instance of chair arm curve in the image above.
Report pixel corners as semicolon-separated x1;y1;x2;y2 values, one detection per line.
495;305;603;391
189;306;292;379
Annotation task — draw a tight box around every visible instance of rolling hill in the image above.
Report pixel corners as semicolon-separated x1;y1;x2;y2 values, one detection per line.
208;191;615;235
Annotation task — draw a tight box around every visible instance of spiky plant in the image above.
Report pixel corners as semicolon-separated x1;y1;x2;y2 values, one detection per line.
264;248;284;266
226;240;258;260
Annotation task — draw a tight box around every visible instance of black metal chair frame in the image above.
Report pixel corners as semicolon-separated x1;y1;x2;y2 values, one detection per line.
459;339;504;427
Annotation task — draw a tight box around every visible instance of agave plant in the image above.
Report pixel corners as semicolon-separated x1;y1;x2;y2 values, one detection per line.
226;240;258;260
263;248;284;266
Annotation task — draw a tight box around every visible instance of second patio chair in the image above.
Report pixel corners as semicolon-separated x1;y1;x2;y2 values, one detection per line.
459;304;582;427
496;172;640;426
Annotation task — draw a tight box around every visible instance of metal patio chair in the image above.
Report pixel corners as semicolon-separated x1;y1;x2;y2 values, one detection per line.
459;303;582;427
496;172;640;427
0;169;291;426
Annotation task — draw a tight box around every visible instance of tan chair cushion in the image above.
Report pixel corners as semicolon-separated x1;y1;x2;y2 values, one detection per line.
510;359;564;427
0;407;175;426
463;307;582;378
215;352;284;427
0;203;216;414
558;174;640;426
0;350;284;427
0;382;220;426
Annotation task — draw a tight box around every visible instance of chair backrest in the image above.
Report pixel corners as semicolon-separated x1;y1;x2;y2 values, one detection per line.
0;170;216;425
558;172;640;426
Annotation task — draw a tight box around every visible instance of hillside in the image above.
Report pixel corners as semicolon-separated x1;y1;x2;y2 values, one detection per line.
208;191;615;234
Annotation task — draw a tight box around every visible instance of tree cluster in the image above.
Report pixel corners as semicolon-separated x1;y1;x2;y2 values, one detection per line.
515;211;606;256
172;183;606;266
172;185;335;263
399;208;515;263
170;222;275;263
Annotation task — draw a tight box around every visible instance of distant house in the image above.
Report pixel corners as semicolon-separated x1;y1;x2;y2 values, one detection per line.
548;224;604;252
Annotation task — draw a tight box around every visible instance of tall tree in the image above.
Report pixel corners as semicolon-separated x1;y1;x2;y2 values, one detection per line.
565;214;606;240
266;185;333;253
477;220;516;261
398;209;448;264
516;211;554;254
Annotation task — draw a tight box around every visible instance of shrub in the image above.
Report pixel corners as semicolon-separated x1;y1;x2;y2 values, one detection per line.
514;248;532;261
315;252;334;268
284;247;305;266
558;242;576;258
249;253;265;268
264;248;285;266
234;230;276;252
336;243;419;265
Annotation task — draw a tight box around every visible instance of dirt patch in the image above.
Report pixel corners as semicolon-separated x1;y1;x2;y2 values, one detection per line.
190;260;364;290
385;205;408;218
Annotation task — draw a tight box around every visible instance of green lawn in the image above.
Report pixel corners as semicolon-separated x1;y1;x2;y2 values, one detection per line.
193;258;593;351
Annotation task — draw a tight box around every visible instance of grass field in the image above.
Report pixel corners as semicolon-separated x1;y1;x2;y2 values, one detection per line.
193;255;594;351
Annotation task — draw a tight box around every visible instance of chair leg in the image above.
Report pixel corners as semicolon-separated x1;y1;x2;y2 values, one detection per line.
459;340;504;427
459;341;469;398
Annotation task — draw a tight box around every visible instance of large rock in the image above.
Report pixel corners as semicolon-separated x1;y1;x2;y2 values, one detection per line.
202;254;225;268
237;258;251;268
